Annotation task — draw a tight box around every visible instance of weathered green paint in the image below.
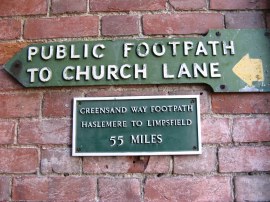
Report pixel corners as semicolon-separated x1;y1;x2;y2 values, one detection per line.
72;96;201;156
4;29;270;92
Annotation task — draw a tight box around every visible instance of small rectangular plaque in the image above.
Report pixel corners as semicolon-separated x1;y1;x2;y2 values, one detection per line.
72;95;201;156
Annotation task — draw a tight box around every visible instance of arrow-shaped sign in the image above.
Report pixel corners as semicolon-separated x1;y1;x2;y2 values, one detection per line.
233;54;264;86
4;29;270;92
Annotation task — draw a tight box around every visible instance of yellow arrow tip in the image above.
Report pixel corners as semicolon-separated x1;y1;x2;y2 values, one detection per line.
232;54;264;86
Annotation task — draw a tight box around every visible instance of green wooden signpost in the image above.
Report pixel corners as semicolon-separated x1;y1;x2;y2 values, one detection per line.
4;29;270;92
72;96;201;156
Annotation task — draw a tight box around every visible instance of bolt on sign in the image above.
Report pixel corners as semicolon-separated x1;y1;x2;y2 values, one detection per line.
73;96;201;156
4;29;270;92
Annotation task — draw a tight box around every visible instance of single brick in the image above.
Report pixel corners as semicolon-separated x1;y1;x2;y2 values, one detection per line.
43;91;82;118
201;118;231;144
86;90;125;97
144;156;171;174
19;119;71;144
51;0;87;14
210;0;270;10
41;148;81;174
225;12;265;29
0;19;21;40
0;121;16;144
159;84;210;92
0;176;10;201
0;69;23;91
174;147;217;174
219;146;270;173
84;156;170;174
102;15;139;36
233;117;270;143
235;175;270;202
99;178;141;202
0;0;47;16
86;89;163;97
0;42;28;65
169;0;207;10
0;93;41;118
24;16;99;39
13;176;96;201
13;177;49;201
168;90;210;114
145;176;232;201
0;148;38;173
90;0;166;11
143;13;224;35
267;14;270;28
212;93;270;114
83;156;149;173
48;176;96;201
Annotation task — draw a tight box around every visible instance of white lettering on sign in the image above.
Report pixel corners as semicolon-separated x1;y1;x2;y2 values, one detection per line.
195;41;208;56
162;63;221;79
27;40;235;62
27;43;106;61
150;105;193;112
39;67;52;82
130;106;147;113
27;67;52;83
123;43;134;58
147;119;192;127
123;40;235;58
28;46;38;61
78;103;195;130
79;106;128;114
56;45;67;59
130;134;163;144
110;136;124;147
81;120;127;128
184;41;193;56
207;41;219;55
25;39;235;85
92;44;105;58
168;41;180;56
223;41;235;55
153;43;166;57
137;42;150;57
62;64;147;81
41;46;54;60
108;134;163;146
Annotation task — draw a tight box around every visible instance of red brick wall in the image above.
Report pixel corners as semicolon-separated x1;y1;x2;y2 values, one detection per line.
0;0;270;201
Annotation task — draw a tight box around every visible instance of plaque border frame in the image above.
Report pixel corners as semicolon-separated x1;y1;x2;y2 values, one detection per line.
72;95;201;156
